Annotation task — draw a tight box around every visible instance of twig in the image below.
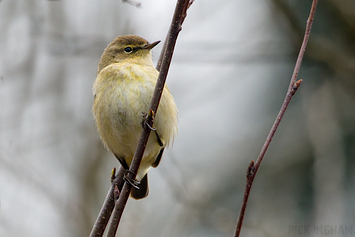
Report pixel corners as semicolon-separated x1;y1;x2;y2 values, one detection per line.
157;0;194;71
233;1;318;236
89;167;125;237
106;0;193;236
122;0;141;8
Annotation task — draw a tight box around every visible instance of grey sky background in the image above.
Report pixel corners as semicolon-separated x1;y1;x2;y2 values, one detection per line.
1;1;354;237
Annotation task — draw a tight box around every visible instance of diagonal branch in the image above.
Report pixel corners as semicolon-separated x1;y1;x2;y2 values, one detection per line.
157;0;194;71
106;0;193;236
234;1;318;236
89;168;125;237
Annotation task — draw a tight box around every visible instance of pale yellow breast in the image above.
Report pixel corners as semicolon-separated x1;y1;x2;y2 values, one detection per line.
92;62;178;180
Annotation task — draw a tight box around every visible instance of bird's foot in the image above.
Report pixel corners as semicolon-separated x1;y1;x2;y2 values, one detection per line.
141;111;164;147
123;169;140;189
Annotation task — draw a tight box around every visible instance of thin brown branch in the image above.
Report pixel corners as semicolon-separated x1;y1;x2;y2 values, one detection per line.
106;0;193;236
89;167;125;237
234;1;318;236
156;0;194;71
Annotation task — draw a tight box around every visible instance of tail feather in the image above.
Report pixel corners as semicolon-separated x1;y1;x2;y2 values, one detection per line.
131;174;149;199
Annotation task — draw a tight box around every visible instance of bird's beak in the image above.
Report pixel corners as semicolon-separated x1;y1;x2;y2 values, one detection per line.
142;40;160;50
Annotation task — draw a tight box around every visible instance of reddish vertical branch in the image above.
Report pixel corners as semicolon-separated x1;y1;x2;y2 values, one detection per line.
234;1;318;236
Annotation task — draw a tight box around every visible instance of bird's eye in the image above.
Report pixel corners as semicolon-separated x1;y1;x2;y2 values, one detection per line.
124;47;133;53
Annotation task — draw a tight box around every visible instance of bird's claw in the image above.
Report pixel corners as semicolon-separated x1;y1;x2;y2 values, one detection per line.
123;170;140;189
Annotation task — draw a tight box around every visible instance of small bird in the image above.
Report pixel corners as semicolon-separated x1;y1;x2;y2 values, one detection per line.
92;35;178;199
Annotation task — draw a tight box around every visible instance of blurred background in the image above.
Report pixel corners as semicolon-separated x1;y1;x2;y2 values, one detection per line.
1;0;354;236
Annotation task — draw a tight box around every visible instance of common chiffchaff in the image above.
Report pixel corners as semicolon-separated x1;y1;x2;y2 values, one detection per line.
92;35;178;199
